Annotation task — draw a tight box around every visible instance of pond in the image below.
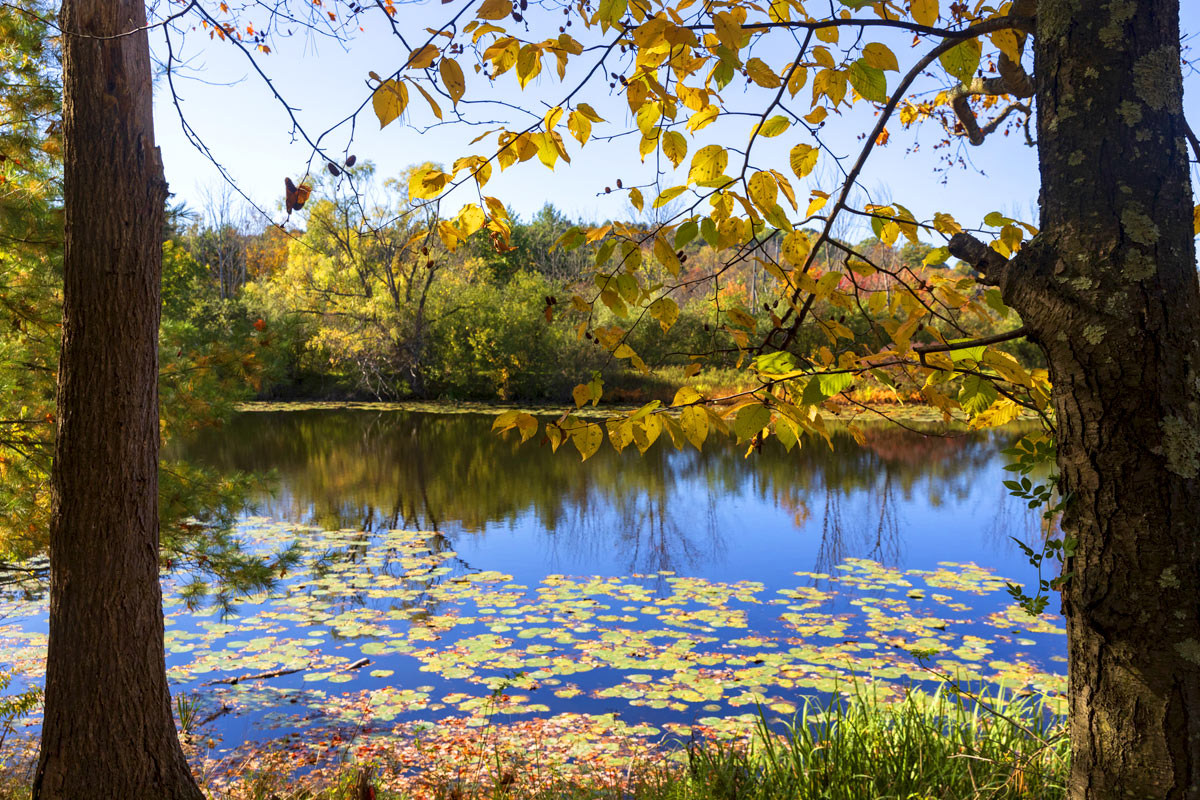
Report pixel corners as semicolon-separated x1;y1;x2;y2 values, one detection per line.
0;406;1067;781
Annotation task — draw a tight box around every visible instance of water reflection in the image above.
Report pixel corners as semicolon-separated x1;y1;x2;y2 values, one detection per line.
179;409;1044;578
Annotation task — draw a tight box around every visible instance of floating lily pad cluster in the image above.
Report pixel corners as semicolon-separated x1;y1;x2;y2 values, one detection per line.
1;518;1066;778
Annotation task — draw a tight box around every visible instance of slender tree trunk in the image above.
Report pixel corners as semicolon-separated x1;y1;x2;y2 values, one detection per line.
33;1;203;797
961;1;1200;795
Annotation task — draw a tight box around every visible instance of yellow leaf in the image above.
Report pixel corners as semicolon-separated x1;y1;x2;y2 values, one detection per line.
515;412;538;442
572;422;604;460
577;102;605;122
815;25;838;44
713;10;743;52
812;68;847;107
653;185;688;209
638;131;659;161
688;144;728;186
413;82;443;120
672;385;702;406
726;307;756;330
746;57;781;88
484;37;519;76
733;402;771;442
544;105;563;131
770;169;797;210
910;0;938;27
408;166;448;199
748;171;778;212
687;105;719;132
680;405;708;449
1194;204;1200;235
516;44;542;88
649;296;680;330
933;211;962;235
789;143;818;179
607;418;634;452
653;236;681;275
755;115;790;138
634;414;662;453
568;110;592;145
804;106;828;125
635;101;662;136
862;42;899;72
990;29;1022;64
805;193;828;217
372;78;408;128
457;203;486;237
439;58;466;106
787;64;808;96
408;44;439;69
629;186;644;212
572;383;591;408
492;409;519;431
546;423;564;452
476;0;511;20
661;130;687;168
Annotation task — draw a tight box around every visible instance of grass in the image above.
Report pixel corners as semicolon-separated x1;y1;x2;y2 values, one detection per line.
188;685;1067;800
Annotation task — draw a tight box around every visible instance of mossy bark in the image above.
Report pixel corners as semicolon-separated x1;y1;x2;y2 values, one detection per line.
1001;1;1200;796
32;1;203;797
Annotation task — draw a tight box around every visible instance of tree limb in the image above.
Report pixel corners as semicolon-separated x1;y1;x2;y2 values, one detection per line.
1184;118;1200;163
949;0;1036;145
913;326;1029;353
948;232;1011;287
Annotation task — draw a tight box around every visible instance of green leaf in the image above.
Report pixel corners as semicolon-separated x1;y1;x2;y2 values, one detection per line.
959;374;999;415
675;220;699;249
985;288;1009;316
923;246;950;265
939;38;981;84
733;403;772;442
847;59;887;103
802;372;854;404
755;115;791;138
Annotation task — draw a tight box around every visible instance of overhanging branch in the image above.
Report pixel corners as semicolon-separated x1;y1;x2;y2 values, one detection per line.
913;326;1029;354
948;232;1012;287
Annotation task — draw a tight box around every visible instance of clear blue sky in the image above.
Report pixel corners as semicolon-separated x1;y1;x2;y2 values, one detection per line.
149;2;1200;239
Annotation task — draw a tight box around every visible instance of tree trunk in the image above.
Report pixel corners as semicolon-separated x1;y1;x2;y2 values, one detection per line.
33;1;203;798
968;1;1200;796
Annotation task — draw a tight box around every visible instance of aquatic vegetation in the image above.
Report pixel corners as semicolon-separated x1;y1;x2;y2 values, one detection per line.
0;515;1066;787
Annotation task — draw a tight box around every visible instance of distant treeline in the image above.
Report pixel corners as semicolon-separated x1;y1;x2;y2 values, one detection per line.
165;164;1040;405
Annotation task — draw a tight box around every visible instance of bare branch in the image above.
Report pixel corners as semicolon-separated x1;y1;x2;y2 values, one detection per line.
948;231;1011;287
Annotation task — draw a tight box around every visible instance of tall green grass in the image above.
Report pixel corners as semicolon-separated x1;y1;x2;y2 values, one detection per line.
664;686;1067;800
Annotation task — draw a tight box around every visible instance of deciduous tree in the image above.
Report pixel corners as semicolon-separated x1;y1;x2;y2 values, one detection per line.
22;0;1200;797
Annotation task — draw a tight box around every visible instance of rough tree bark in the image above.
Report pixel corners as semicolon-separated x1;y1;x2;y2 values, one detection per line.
953;1;1200;796
32;1;203;797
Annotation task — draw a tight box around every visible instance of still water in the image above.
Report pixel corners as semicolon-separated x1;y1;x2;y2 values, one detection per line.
185;407;1045;582
2;407;1067;768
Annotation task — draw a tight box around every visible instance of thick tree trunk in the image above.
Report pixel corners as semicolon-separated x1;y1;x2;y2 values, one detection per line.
971;1;1200;796
32;1;202;798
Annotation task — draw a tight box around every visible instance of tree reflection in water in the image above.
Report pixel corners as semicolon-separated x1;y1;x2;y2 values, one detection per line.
177;408;1044;579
